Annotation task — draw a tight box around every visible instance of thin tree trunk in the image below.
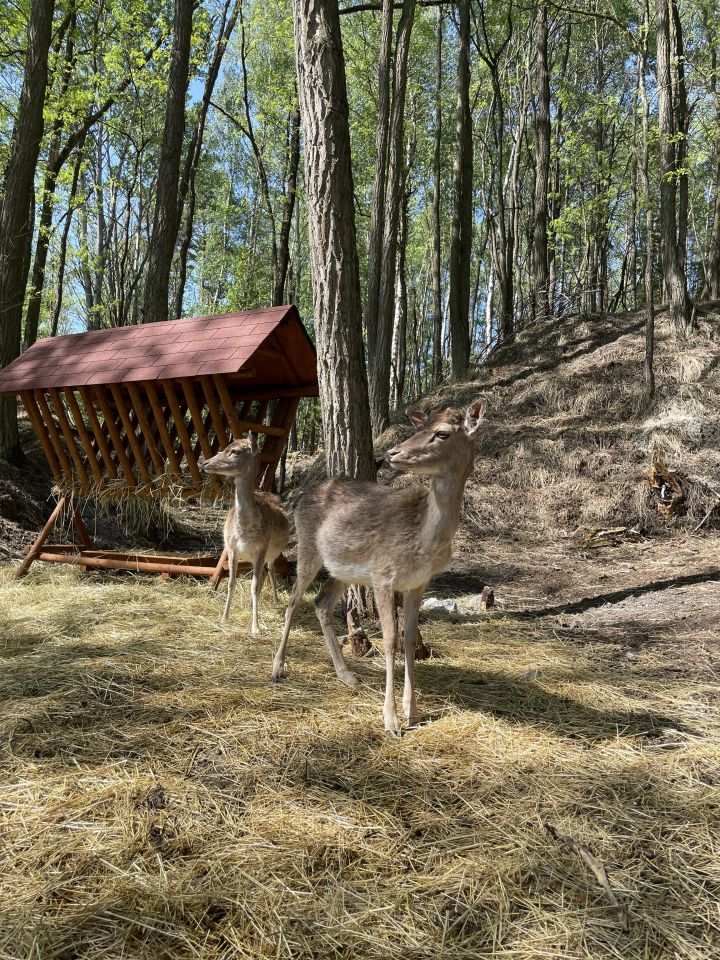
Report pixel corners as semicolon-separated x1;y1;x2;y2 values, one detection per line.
656;0;689;334
448;0;473;377
142;0;194;323
369;0;416;434
174;0;239;318
273;103;301;305
50;148;84;337
532;1;550;323
293;0;375;480
431;4;443;383
638;5;655;399
0;0;55;458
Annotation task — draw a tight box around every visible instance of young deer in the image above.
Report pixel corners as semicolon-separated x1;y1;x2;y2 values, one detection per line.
272;399;487;734
202;436;290;635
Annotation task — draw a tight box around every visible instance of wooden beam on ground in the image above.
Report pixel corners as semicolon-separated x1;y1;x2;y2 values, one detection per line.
19;391;62;482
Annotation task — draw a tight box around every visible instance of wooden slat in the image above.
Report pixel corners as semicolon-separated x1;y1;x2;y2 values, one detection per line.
144;381;183;476
71;501;94;550
48;390;89;490
126;382;166;477
63;389;103;484
78;386;118;479
179;378;213;460
261;397;299;490
20;391;62;481
35;390;74;484
199;376;229;449
161;380;203;486
92;386;137;488
213;374;243;439
255;399;270;426
109;383;152;485
228;385;318;401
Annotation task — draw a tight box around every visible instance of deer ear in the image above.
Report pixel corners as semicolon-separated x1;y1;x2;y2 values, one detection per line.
464;398;487;437
407;410;428;429
249;432;259;455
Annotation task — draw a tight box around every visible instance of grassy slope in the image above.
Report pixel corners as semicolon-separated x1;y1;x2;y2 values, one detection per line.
1;307;719;958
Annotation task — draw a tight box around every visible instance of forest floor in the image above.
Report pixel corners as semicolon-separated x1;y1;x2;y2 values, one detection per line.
0;305;719;957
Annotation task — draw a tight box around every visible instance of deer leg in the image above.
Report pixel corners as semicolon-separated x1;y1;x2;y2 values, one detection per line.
271;553;322;681
221;550;238;624
266;562;278;602
402;586;424;725
375;581;401;736
314;577;357;688
250;552;265;636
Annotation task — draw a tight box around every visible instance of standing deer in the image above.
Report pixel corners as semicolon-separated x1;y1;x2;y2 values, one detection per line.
272;399;487;734
202;436;290;635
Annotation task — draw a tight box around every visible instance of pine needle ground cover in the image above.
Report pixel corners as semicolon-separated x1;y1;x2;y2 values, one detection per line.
0;564;717;959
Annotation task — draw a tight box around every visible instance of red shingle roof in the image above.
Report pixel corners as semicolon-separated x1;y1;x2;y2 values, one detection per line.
0;306;315;393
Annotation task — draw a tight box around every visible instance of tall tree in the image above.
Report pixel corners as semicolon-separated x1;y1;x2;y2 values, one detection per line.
532;1;551;323
142;0;194;323
655;0;690;334
448;0;473;377
293;0;375;479
0;0;55;459
431;4;443;383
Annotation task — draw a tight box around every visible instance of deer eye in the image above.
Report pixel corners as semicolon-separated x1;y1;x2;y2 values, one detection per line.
434;431;450;440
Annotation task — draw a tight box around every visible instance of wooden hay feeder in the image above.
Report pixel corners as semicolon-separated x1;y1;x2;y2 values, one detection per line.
0;305;318;583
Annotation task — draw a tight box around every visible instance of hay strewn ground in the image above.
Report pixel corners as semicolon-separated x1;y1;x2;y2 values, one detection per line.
1;563;718;959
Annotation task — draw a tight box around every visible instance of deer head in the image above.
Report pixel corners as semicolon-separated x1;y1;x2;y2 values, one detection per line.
386;399;487;477
201;434;259;478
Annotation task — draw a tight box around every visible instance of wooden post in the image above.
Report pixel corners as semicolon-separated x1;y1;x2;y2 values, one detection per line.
16;495;68;578
210;547;229;590
71;499;94;550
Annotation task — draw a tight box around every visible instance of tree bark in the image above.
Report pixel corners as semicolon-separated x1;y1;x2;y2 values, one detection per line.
293;0;375;480
0;0;55;459
448;0;473;377
532;1;550;323
142;0;194;323
370;0;416;433
638;4;655;399
655;0;689;334
431;4;443;383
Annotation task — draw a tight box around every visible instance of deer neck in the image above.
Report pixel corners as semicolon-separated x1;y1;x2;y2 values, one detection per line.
420;462;470;549
233;474;258;516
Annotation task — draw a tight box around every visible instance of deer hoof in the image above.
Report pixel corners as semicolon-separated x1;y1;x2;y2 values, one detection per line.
385;727;402;739
340;671;359;689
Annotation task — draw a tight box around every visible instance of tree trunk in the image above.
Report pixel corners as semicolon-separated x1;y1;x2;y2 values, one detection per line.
142;0;194;323
273;103;301;306
293;0;375;480
655;0;689;334
532;2;550;323
365;0;394;411
50;147;84;337
369;0;416;434
0;0;55;459
174;0;239;318
431;4;443;383
703;13;720;299
638;5;655;399
448;0;473;377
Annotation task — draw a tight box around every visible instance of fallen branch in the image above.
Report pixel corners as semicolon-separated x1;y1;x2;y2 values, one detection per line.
544;822;630;931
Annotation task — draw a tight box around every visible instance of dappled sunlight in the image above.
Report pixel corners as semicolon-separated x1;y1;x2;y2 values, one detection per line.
0;565;717;957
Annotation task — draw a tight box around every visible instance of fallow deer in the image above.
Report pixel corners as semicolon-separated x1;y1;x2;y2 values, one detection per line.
272;399;487;734
202;436;290;635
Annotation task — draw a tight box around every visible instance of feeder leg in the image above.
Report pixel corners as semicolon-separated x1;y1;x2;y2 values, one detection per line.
16;495;68;578
210;547;229;591
71;500;94;550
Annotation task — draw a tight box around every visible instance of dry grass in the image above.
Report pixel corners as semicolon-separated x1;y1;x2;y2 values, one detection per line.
1;563;718;959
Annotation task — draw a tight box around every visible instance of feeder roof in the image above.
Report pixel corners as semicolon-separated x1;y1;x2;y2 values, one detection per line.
0;305;317;394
